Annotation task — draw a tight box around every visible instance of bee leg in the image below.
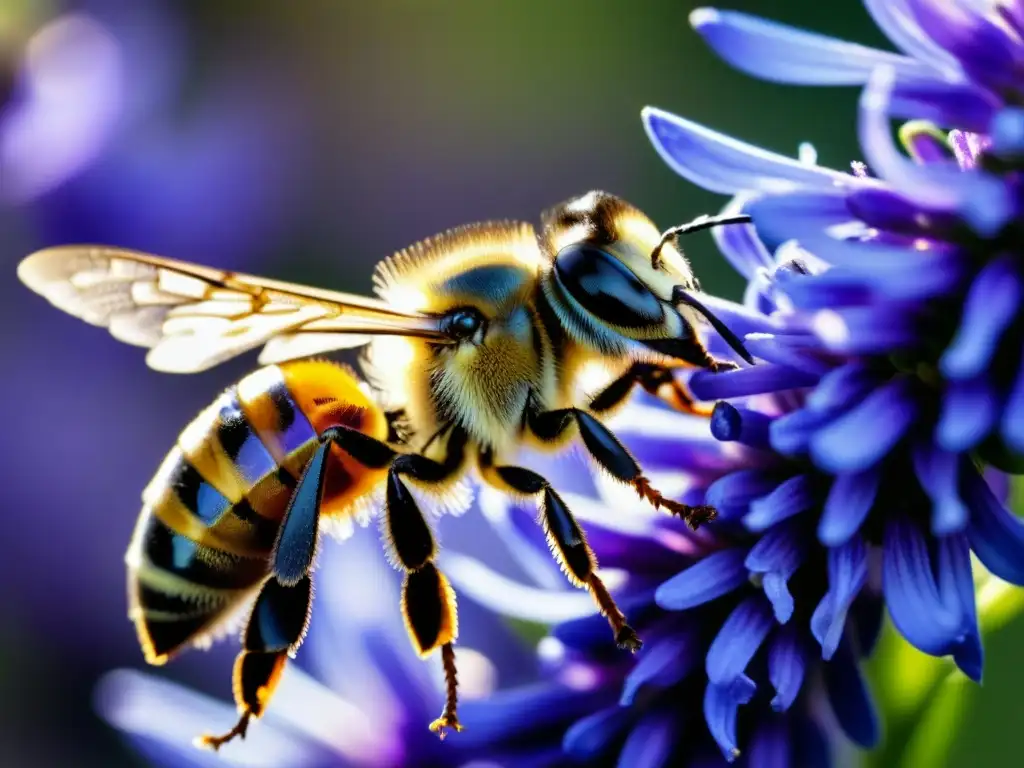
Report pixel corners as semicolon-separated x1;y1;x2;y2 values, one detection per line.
197;576;314;750
381;434;468;738
479;457;641;652
588;361;712;417
529;408;716;530
198;441;331;751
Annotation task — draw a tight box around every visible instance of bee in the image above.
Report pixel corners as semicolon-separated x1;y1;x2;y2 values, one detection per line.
17;190;753;749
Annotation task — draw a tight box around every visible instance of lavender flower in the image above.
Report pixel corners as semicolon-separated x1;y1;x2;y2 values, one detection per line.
646;0;1024;471
96;524;536;768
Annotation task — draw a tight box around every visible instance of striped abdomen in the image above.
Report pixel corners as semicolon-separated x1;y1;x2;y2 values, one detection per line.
127;360;389;664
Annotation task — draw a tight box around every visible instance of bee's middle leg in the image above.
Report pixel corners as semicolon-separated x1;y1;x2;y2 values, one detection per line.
478;456;641;652
529;408;716;529
589;361;714;417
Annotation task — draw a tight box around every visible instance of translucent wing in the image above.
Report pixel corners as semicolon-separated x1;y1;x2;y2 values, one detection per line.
18;245;444;373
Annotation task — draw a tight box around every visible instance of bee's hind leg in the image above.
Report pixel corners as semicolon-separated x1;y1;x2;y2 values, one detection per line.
198;439;332;751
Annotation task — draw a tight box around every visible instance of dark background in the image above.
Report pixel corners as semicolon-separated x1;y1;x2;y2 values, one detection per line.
1;1;1019;765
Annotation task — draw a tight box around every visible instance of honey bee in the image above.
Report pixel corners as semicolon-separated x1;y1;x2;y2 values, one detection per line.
18;190;753;749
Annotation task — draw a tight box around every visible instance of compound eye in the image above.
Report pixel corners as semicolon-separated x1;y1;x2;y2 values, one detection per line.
440;307;484;341
553;243;663;328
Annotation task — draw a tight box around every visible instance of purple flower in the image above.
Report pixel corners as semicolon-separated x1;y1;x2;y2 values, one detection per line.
645;0;1024;472
445;413;887;766
96;522;538;767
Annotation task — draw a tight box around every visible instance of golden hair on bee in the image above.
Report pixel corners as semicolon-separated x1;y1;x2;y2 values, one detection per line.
17;189;753;750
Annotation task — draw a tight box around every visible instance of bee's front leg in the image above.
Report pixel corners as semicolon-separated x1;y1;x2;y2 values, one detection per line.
529;407;716;530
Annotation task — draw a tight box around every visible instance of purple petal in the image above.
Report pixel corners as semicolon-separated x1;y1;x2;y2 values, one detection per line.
705;469;786;514
617;712;678;768
937;534;983;682
991;107;1024;159
813;306;920;354
563;706;632;761
690;364;820;401
883;517;962;655
746;190;854;250
824;638;880;747
620;636;699;705
844;186;952;234
459;683;613;744
862;0;961;72
746;473;819;531
710;402;772;450
742;334;835;376
712;194;774;278
655;548;748;610
810;377;918;473
1002;357;1024;452
746;521;807;622
747;721;791;768
811;536;868;659
941;255;1022;380
964;466;1024;585
768;624;806;711
690;7;932;84
906;0;1021;94
859;67;1011;231
819;468;880;546
688;292;785;338
890;77;999;133
642;106;862;195
937;377;998;453
790;228;962;274
706;595;774;685
793;716;833;768
703;680;754;763
806;362;877;416
911;443;969;535
770;407;833;455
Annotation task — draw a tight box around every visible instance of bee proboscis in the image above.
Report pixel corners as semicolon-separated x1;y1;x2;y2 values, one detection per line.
18;190;753;749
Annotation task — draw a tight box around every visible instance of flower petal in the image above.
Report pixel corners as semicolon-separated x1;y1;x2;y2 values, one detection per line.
642;106;861;195
770;407;834;455
937;534;983;682
746;521;807;623
689;363;820;401
703;679;754;763
964;466;1024;586
747;721;791;768
1002;356;1024;453
705;469;787;514
889;77;998;133
811;536;867;659
937;377;998;453
742;333;835;376
712;193;775;277
768;624;807;712
883;517;962;655
620;635;700;706
824;638;880;748
746;473;819;531
810;376;918;473
911;443;968;535
710;402;772;449
813;305;921;355
862;0;961;73
805;362;877;416
655;548;748;610
617;711;679;768
941;255;1022;380
706;595;774;686
562;706;633;761
690;7;932;84
818;467;880;546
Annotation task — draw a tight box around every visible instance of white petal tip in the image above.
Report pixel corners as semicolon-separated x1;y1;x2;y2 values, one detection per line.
689;7;719;28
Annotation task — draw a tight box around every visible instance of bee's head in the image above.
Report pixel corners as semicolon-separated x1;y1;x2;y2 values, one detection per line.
539;190;752;364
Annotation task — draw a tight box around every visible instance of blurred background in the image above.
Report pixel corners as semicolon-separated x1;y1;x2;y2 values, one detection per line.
1;0;1022;765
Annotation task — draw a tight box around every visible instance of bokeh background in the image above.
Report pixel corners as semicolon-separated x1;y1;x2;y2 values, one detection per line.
1;1;1022;766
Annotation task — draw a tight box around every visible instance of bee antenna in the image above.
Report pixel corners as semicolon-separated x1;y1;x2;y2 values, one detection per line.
672;287;755;366
651;213;753;269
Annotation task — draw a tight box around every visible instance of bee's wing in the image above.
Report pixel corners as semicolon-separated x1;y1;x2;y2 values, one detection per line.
18;245;444;374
